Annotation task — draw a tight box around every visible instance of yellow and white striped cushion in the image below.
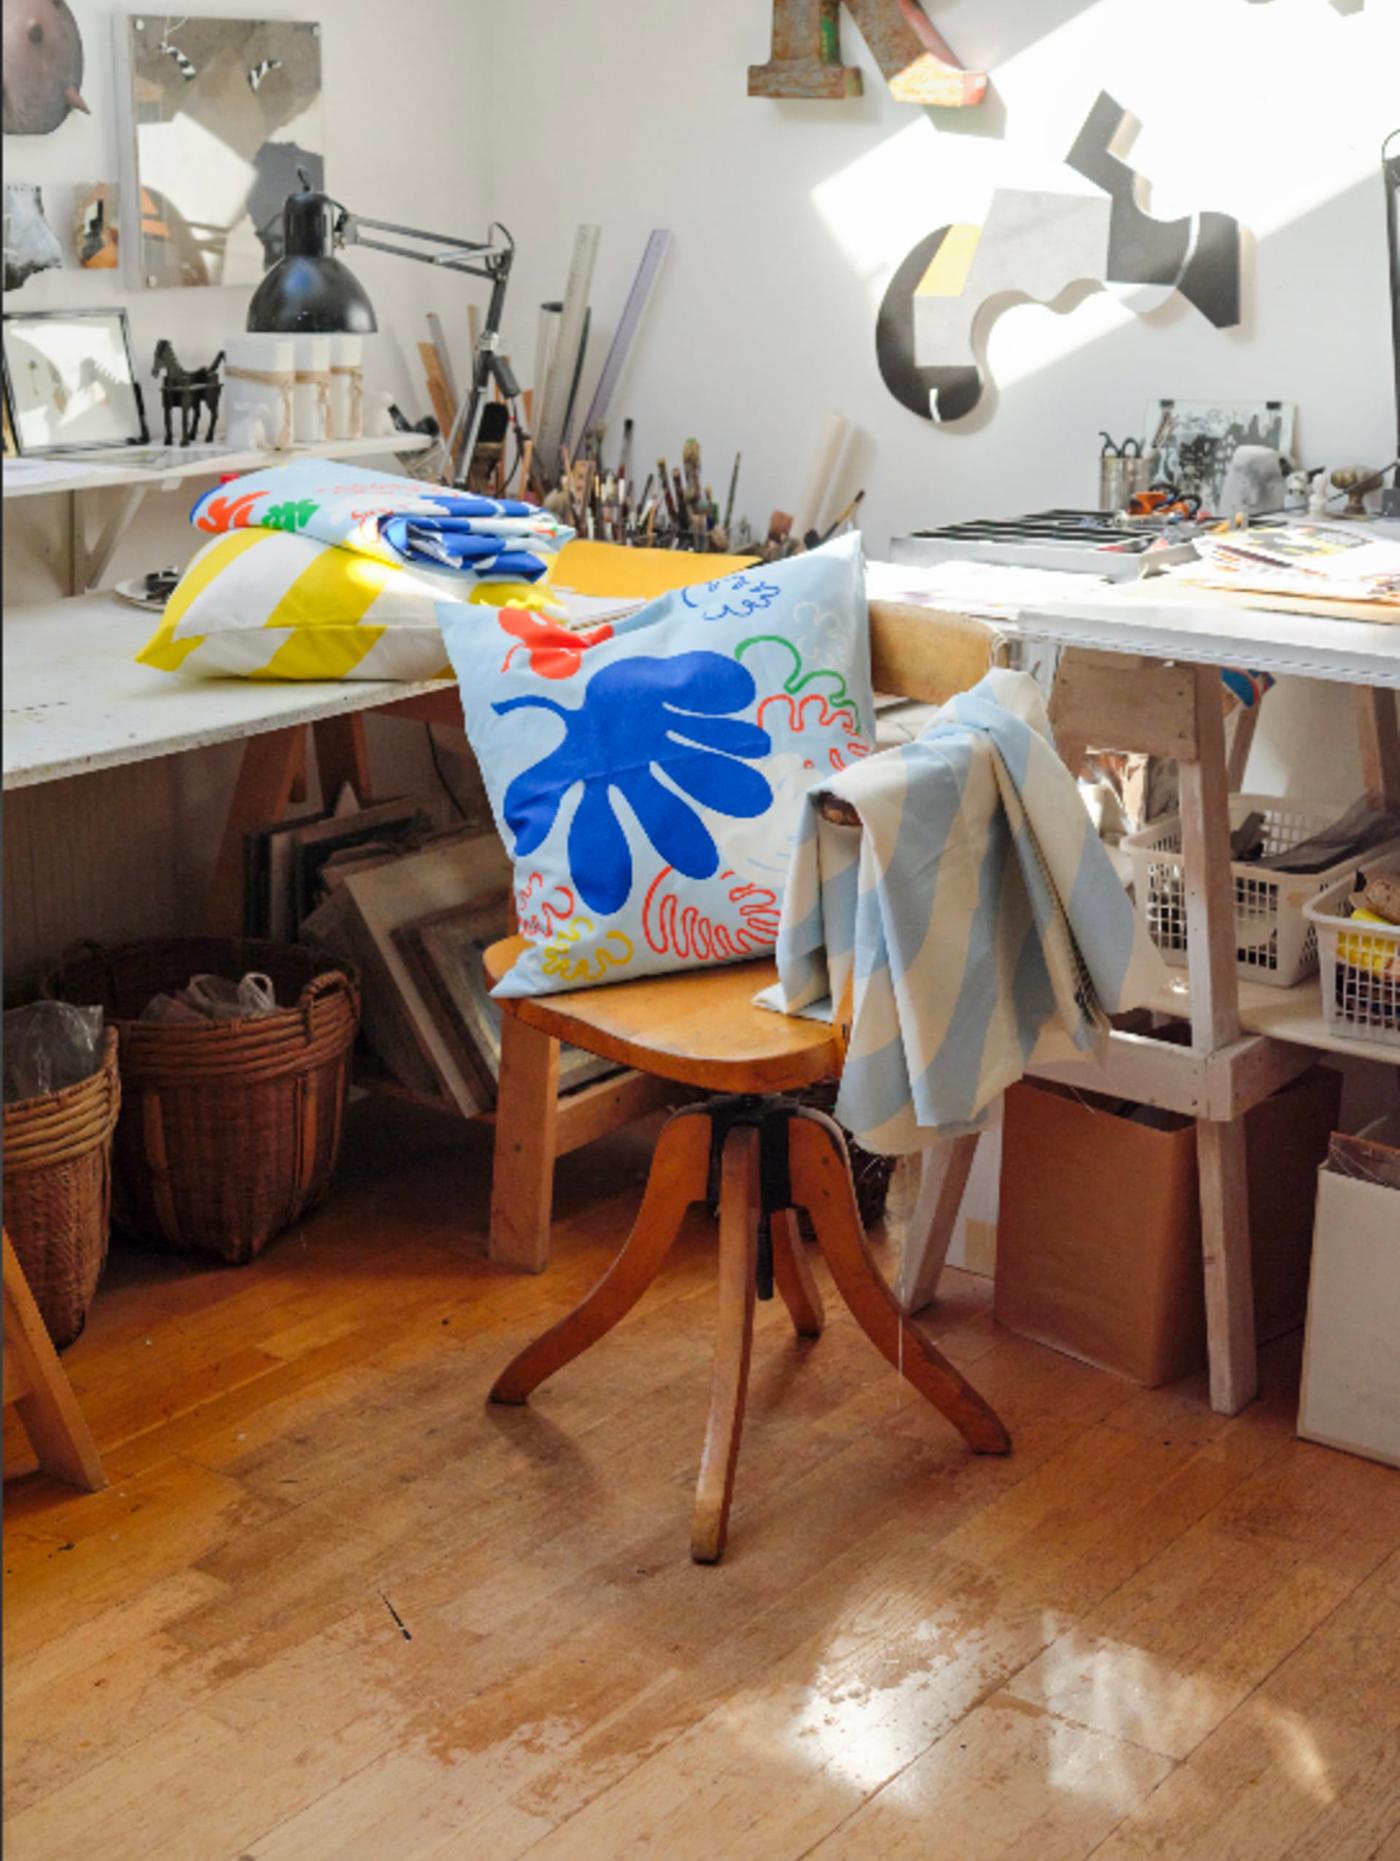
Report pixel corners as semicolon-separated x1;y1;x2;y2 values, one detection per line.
137;528;557;681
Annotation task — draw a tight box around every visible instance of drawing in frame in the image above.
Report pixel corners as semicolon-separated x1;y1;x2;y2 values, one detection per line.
2;306;148;453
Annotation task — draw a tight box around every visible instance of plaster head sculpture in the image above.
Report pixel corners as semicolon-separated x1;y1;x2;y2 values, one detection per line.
1217;446;1286;519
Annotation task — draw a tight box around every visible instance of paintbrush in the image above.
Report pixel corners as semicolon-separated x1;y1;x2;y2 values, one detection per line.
808;488;865;549
682;437;702;506
723;452;741;536
671;465;689;526
657;456;677;525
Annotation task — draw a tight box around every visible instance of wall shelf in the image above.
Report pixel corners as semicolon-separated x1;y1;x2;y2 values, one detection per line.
2;433;434;595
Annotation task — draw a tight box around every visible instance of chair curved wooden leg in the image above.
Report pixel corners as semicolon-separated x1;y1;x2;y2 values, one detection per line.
789;1110;1011;1456
771;1208;824;1339
691;1125;761;1564
489;1107;712;1406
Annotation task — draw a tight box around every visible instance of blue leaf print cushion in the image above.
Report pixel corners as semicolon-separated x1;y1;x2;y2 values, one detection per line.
440;533;873;999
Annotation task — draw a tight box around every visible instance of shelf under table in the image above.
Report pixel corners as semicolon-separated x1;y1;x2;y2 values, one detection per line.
1147;969;1400;1068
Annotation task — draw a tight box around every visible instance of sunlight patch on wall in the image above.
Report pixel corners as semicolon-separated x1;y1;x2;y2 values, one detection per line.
810;0;1398;404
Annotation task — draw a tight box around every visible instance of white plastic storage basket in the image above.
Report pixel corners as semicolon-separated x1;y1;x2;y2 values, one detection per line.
1304;854;1400;1049
1123;795;1392;989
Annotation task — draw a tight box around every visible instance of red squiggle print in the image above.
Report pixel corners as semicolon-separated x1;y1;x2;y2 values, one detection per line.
515;871;575;941
757;691;858;737
641;867;780;960
829;737;871;771
498;608;613;679
756;690;871;772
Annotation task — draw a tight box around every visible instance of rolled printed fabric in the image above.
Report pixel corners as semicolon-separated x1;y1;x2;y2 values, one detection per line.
189;457;573;585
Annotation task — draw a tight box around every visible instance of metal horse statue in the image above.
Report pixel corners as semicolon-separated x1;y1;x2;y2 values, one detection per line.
152;341;225;445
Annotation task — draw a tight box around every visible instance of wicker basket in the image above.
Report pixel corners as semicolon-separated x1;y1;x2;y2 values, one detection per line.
46;939;360;1264
3;1027;121;1348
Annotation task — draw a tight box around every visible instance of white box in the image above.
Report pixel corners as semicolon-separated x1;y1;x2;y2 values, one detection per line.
1298;1167;1400;1468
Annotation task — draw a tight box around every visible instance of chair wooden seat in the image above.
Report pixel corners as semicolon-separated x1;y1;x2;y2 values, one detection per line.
483;937;841;1092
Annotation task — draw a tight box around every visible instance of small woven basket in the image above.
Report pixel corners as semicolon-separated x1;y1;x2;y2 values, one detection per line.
46;939;360;1265
3;1027;121;1348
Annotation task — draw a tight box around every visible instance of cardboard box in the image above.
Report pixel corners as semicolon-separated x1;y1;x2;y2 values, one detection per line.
1298;1147;1400;1468
994;1066;1342;1386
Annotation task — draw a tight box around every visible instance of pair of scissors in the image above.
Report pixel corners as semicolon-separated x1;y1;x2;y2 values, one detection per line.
1100;433;1144;458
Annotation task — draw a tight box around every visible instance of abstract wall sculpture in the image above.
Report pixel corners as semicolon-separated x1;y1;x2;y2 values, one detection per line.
749;0;985;106
876;93;1243;425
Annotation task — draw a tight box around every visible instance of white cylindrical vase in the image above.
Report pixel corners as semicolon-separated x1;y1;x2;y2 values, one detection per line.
327;334;364;440
292;335;332;445
223;335;295;451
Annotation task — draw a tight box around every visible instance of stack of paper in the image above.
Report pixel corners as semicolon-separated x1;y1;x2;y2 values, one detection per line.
1178;524;1400;606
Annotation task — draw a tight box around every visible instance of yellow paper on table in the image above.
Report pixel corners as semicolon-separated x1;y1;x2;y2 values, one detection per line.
550;539;756;602
138;528;559;681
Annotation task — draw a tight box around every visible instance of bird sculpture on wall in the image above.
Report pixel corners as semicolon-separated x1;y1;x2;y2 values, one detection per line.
2;0;89;134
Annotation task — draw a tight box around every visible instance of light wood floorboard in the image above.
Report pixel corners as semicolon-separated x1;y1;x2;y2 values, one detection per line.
5;1100;1398;1860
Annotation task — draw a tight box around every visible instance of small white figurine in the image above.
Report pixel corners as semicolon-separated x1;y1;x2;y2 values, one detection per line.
365;390;396;438
1307;469;1332;520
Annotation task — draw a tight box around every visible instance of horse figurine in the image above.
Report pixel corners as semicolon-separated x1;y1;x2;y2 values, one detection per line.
152;340;225;445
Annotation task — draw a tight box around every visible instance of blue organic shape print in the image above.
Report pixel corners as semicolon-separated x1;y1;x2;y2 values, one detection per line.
680;571;782;623
496;653;773;915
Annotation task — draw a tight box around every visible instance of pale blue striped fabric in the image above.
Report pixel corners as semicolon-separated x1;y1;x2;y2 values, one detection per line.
757;668;1165;1154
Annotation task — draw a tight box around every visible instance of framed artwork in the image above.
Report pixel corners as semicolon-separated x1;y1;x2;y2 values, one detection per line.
1;307;148;453
395;901;615;1106
1146;400;1298;513
119;15;324;290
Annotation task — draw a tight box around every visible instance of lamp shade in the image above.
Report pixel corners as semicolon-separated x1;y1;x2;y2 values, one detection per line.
247;188;377;334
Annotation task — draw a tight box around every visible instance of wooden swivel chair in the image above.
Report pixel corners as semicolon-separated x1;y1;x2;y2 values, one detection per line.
485;603;1012;1562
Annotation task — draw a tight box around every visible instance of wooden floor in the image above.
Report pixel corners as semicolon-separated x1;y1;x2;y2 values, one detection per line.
5;1099;1399;1861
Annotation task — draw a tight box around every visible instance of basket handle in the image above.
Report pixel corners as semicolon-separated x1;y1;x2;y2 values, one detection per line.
297;968;356;1041
48;937;117;1003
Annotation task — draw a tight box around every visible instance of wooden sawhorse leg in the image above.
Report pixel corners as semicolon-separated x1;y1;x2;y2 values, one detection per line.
1182;665;1257;1414
3;1234;105;1493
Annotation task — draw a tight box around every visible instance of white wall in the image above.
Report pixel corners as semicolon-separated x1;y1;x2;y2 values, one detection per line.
483;0;1400;799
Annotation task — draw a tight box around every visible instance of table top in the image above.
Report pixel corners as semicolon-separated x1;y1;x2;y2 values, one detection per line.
1013;573;1400;689
2;594;452;791
1;432;432;502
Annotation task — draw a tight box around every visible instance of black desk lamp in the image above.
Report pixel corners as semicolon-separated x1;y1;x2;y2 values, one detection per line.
248;182;520;488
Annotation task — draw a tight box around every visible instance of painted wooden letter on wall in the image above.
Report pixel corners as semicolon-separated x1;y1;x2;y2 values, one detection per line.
749;0;986;106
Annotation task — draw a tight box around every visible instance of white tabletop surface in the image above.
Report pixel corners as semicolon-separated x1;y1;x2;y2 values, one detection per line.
1;431;432;501
2;594;453;791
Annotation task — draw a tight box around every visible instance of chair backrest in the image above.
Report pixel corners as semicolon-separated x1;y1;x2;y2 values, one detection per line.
868;600;1006;708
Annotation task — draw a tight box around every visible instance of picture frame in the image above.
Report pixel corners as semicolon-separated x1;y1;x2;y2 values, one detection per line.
395;902;616;1106
2;307;149;454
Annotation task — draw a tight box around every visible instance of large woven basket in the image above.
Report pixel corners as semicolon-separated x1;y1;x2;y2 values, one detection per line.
46;939;360;1265
3;1027;121;1348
